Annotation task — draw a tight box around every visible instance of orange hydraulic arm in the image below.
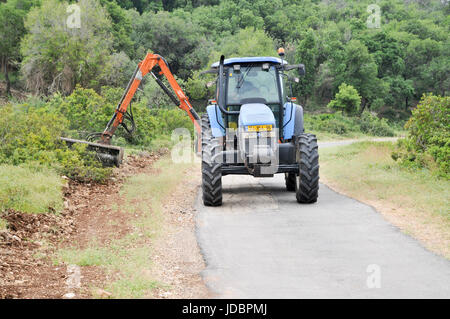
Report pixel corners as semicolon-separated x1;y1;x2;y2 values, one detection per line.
100;53;201;144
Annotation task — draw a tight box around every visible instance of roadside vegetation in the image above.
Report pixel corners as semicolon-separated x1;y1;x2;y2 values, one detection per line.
56;157;193;298
304;111;402;141
392;94;449;179
0;165;63;214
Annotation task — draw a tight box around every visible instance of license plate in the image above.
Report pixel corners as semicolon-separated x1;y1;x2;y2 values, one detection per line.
247;125;272;132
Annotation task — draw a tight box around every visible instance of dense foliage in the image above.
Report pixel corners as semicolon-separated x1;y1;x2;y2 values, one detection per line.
0;0;448;186
0;103;113;182
0;0;446;117
392;94;449;178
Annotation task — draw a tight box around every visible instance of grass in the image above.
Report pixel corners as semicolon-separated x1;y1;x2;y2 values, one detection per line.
320;141;450;258
0;165;63;214
56;156;192;298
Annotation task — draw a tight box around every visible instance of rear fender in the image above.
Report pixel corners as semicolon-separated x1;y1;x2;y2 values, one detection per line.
206;104;225;137
283;103;304;140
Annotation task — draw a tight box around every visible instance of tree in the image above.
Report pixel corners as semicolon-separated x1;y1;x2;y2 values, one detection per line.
20;0;114;95
327;83;361;115
422;55;449;97
294;29;318;103
130;10;212;79
332;40;383;111
208;27;275;64
384;76;414;110
100;0;134;57
0;0;34;95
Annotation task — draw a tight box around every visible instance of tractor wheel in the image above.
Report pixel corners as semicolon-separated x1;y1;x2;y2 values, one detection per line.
295;133;319;203
285;172;296;191
201;114;223;206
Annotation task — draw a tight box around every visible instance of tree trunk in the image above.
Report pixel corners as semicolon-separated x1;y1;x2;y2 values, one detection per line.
405;97;408;110
359;97;367;114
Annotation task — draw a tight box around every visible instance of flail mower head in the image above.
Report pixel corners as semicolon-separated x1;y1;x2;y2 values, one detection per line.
60;137;124;167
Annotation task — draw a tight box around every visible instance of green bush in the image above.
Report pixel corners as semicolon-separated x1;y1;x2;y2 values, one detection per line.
358;112;395;137
55;143;112;183
392;94;449;178
0;102;112;183
44;86;195;148
45;85;115;135
305;112;356;135
0;104;67;166
327;83;361;116
304;111;395;137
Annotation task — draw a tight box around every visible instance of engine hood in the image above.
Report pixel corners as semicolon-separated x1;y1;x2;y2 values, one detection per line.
238;103;276;128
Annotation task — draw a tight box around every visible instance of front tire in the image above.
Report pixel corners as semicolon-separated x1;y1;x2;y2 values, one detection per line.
295;134;319;203
201;114;223;206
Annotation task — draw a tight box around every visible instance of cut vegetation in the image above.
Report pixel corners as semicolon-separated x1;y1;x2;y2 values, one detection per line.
55;153;207;299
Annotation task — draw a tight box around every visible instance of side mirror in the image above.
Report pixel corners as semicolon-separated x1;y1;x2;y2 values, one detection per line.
298;64;305;76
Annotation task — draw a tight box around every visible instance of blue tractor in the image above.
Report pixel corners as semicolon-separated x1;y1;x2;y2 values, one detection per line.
201;50;319;206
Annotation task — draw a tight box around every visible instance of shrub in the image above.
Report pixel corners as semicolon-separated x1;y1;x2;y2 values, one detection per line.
305;111;396;137
55;143;112;183
45;86;114;135
0;104;67;166
358;112;395;137
392;94;449;178
305;112;356;135
0;102;112;183
327;83;361;115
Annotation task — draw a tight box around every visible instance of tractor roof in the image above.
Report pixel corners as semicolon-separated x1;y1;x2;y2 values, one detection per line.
211;57;288;68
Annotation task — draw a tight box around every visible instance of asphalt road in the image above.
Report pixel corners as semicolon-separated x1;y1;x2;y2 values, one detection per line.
195;140;450;298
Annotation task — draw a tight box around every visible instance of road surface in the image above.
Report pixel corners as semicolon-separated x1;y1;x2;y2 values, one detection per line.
195;140;450;298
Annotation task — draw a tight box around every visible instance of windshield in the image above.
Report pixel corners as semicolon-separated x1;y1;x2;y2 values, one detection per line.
226;65;280;105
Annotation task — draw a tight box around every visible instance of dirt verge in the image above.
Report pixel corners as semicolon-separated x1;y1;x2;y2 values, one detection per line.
1;149;208;298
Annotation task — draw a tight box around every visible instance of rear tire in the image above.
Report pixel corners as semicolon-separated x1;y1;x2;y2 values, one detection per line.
201;114;223;206
285;172;296;191
295;134;319;203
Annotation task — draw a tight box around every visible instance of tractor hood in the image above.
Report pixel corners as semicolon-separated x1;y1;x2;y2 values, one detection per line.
238;103;276;128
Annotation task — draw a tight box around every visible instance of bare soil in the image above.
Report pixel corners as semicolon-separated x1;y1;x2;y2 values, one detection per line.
146;164;212;299
0;149;208;298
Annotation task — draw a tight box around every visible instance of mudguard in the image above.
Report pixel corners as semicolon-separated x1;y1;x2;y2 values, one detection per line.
206;104;225;137
282;102;304;140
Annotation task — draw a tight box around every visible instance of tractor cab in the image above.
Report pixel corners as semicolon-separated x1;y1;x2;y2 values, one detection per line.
211;57;288;132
